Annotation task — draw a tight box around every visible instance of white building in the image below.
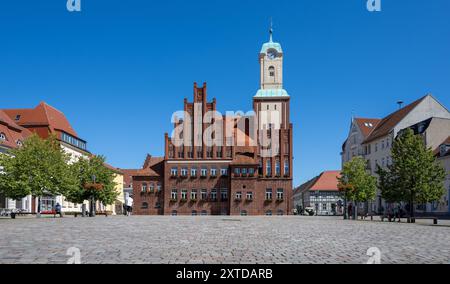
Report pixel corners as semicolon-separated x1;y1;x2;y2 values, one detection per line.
2;102;90;213
342;94;450;214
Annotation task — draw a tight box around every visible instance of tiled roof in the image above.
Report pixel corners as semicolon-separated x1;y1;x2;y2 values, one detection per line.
121;169;140;187
363;96;427;144
0;110;32;149
231;154;257;165
298;171;341;192
354;118;381;139
3;102;79;138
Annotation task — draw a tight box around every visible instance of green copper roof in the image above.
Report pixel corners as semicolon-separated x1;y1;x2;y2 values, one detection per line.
254;89;289;98
260;41;283;54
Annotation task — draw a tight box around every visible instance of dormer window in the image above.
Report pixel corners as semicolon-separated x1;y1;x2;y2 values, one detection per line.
16;140;23;147
15;115;21;121
0;133;6;141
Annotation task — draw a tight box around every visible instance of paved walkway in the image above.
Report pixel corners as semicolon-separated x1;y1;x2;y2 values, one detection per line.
1;216;449;264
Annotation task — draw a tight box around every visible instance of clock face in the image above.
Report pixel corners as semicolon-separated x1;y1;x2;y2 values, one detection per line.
267;49;277;59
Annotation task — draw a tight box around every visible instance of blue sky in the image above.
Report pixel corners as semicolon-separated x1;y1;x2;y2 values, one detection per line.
1;0;449;186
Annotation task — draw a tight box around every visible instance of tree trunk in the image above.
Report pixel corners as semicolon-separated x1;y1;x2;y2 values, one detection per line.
343;198;348;220
410;195;415;223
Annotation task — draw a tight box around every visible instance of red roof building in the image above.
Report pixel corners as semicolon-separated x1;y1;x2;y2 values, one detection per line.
2;102;88;153
0;110;32;152
293;171;343;216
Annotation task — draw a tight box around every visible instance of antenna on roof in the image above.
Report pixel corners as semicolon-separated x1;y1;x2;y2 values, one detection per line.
269;17;273;42
397;101;404;110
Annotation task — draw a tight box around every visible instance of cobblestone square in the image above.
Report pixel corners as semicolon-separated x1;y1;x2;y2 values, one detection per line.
1;216;449;264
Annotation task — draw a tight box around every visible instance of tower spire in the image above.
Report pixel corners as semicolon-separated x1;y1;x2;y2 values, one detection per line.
269;17;273;42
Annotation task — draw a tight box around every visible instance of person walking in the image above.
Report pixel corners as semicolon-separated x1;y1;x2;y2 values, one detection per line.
54;203;63;218
125;196;133;216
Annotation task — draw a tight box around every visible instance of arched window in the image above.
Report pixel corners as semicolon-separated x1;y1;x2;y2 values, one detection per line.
201;210;208;216
266;210;273;216
141;202;149;209
192;210;198;216
16;140;23;147
171;210;178;216
240;210;248;216
268;66;275;77
0;133;6;141
141;183;147;192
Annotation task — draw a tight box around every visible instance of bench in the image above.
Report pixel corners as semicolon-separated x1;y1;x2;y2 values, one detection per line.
10;212;62;219
410;217;438;225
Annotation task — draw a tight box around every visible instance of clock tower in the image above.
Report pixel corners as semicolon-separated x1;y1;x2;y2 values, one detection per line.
260;27;283;90
253;26;293;214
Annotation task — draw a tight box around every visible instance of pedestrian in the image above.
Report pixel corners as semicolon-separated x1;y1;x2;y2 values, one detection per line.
54;203;63;218
125;196;133;216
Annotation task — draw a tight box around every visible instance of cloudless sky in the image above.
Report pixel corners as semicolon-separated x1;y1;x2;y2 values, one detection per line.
1;0;449;186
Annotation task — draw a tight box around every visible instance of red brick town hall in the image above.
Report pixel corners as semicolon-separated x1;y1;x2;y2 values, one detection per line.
124;31;294;216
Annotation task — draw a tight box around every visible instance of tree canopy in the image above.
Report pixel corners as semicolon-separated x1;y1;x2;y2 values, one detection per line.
66;155;118;206
376;128;446;208
0;134;78;200
338;156;377;203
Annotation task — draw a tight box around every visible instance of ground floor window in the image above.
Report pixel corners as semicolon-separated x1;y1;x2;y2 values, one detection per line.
241;210;248;216
171;210;178;216
266;210;272;216
277;210;284;216
201;210;208;216
192;210;197;216
141;202;149;209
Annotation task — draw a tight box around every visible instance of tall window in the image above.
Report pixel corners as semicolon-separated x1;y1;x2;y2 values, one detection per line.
191;189;198;200
210;168;217;177
277;189;284;200
181;190;188;200
266;189;273;201
201;167;208;177
246;192;253;201
269;66;275;77
236;192;242;200
284;159;289;176
221;189;228;201
266;159;272;176
221;168;228;176
171;189;178;200
191;167;197;177
181;168;188;177
149;183;154;192
211;189;217;201
201;189;208;200
141;183;147;192
275;160;281;176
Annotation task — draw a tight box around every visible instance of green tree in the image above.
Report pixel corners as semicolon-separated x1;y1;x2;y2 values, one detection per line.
0;134;77;203
66;155;118;214
338;156;377;220
376;129;446;220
